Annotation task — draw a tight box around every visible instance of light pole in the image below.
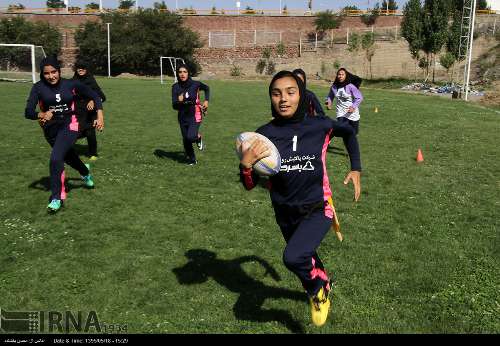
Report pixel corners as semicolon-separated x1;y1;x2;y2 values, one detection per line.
99;0;103;12
280;0;282;14
106;23;111;78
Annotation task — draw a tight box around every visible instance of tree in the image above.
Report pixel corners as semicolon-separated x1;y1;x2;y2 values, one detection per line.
381;0;398;12
347;32;361;52
361;3;380;26
74;10;201;76
476;0;490;10
46;0;66;9
154;1;167;10
401;0;424;79
85;2;100;10
7;3;25;11
118;1;135;10
314;10;343;32
439;52;456;82
421;0;449;82
362;32;376;79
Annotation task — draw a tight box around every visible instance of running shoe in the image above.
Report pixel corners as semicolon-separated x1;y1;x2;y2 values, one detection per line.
196;136;204;151
309;285;331;327
82;164;94;188
47;199;62;213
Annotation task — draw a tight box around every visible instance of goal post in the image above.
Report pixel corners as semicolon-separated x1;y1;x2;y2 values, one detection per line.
0;44;46;83
160;56;185;84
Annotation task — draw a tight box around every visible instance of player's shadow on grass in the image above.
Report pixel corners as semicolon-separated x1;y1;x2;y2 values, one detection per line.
28;176;86;193
173;249;307;333
327;145;348;157
153;149;186;164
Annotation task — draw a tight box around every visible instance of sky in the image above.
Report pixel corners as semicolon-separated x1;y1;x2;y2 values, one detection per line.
0;0;411;11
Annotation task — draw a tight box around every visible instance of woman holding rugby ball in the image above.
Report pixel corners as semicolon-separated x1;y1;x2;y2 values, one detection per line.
238;70;361;327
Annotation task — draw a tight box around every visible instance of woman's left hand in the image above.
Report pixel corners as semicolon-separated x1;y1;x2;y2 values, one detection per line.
347;106;355;113
202;101;209;113
87;100;95;111
344;170;361;202
93;110;104;131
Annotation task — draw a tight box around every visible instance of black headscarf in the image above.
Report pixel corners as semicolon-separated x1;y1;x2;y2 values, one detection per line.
269;70;307;125
292;68;307;88
73;60;91;79
175;63;193;89
333;68;362;89
39;56;61;86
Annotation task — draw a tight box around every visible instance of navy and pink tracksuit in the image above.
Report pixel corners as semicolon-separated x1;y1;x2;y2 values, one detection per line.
171;80;210;162
240;115;361;297
25;73;103;202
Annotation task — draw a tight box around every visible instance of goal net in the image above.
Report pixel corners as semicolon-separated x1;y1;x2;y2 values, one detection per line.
0;44;47;83
160;56;185;84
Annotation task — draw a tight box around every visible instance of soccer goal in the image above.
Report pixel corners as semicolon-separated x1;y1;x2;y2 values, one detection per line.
0;44;47;83
160;56;185;84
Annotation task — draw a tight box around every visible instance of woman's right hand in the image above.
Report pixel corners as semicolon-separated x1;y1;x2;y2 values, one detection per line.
178;94;184;102
38;111;53;125
325;100;332;110
240;139;271;169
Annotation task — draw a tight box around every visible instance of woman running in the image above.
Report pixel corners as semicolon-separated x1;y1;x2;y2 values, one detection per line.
24;56;104;213
292;68;325;117
238;71;361;327
171;64;210;165
72;60;106;161
325;68;363;134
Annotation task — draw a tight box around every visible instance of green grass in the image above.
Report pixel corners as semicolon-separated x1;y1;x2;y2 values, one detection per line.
0;78;499;334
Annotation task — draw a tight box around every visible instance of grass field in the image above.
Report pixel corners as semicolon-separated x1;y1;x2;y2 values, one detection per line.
0;78;499;334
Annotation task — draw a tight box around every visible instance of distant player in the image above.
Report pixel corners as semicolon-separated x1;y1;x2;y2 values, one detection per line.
238;71;361;327
325;68;363;135
24;56;104;213
171;64;210;165
72;60;106;161
292;68;325;117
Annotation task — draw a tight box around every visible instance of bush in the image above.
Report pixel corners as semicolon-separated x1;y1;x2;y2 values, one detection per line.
276;42;286;57
230;64;242;77
256;59;266;74
262;47;272;59
75;10;202;76
348;33;360;52
265;61;276;75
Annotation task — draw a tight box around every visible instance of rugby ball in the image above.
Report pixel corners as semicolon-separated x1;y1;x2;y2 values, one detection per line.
235;132;281;176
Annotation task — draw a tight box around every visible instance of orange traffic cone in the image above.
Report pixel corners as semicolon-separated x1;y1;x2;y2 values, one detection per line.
416;149;424;163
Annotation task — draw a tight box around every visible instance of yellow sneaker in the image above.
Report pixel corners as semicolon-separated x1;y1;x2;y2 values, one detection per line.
310;287;331;327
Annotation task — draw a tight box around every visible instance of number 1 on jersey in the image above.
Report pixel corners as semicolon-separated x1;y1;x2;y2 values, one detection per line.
292;135;298;152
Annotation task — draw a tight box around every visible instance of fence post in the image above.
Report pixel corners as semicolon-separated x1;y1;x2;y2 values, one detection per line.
395;26;398;40
254;30;257;47
208;32;211;48
331;29;333;47
346;28;349;45
315;31;318;50
299;36;302;57
233;29;236;48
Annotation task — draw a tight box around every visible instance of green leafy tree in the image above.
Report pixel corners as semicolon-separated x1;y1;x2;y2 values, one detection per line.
362;32;376;79
439;52;456;82
154;1;168;10
314;10;343;32
85;2;100;10
118;1;135;10
75;10;201;76
381;0;398;12
46;0;66;9
401;0;424;79
347;32;361;52
361;3;380;26
0;17;61;71
422;0;449;82
476;0;489;10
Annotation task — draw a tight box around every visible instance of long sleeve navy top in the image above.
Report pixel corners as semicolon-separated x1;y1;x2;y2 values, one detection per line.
171;81;210;122
305;89;325;117
240;116;361;207
25;79;103;125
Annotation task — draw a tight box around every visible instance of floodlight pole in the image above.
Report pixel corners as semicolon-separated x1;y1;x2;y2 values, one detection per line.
106;23;111;78
464;0;477;101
